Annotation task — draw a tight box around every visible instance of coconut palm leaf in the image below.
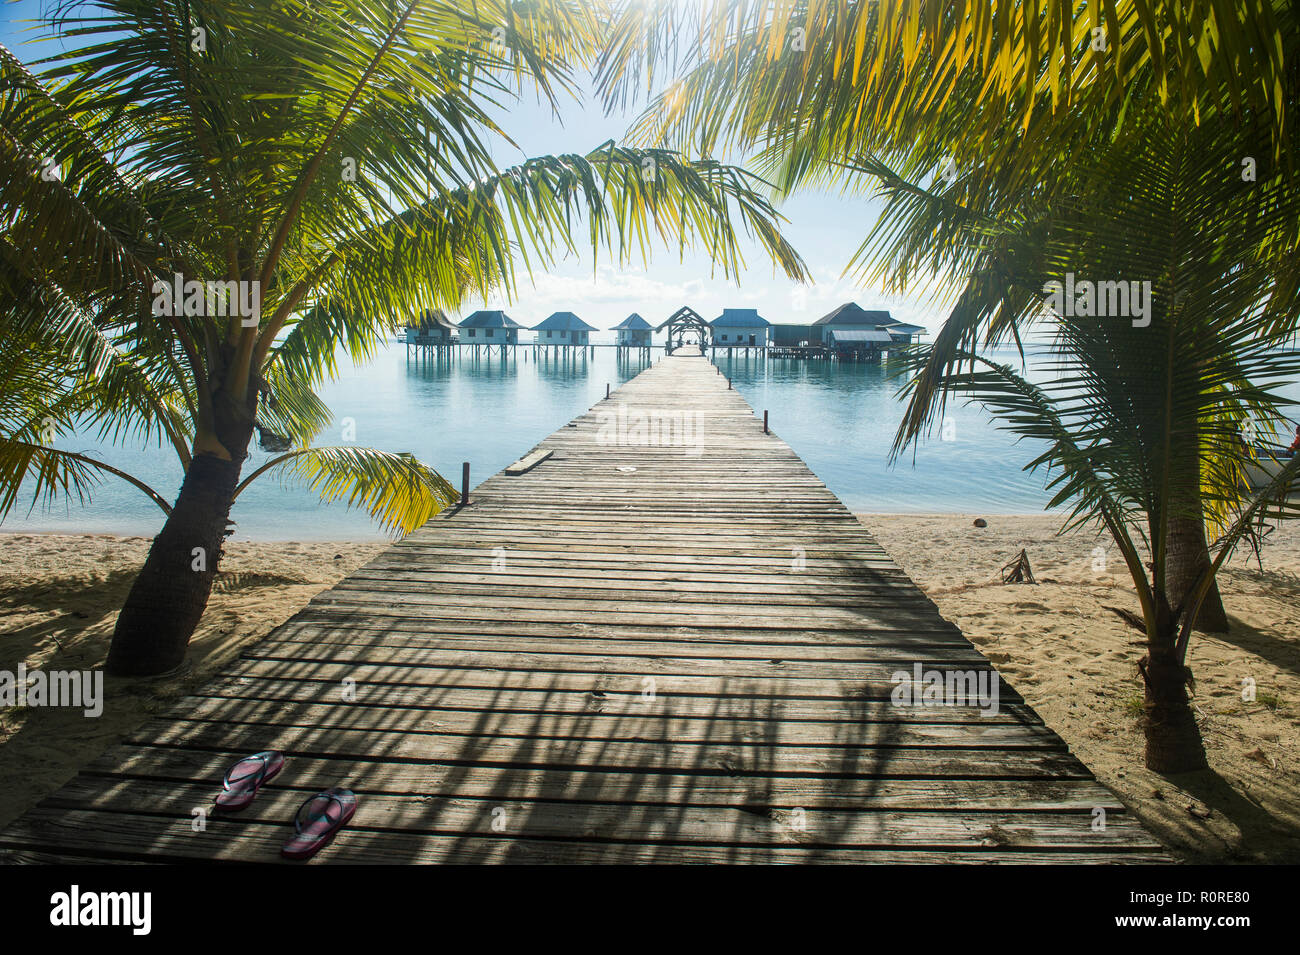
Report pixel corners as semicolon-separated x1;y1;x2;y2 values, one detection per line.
0;436;174;519
0;252;195;454
232;445;459;536
600;1;1291;164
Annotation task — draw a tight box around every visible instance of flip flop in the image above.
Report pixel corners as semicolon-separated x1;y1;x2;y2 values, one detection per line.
213;750;285;812
281;788;357;861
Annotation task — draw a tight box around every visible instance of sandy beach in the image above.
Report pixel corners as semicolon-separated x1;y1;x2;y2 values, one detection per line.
2;517;1298;861
862;513;1300;864
0;534;385;831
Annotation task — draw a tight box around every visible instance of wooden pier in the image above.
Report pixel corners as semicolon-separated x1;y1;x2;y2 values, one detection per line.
0;355;1166;863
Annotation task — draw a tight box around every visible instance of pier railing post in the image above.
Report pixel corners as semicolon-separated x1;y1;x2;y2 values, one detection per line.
461;461;470;506
763;410;769;434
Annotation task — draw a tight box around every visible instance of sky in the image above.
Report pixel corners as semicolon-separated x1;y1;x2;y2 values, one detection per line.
455;64;955;332
468;75;949;332
0;0;954;334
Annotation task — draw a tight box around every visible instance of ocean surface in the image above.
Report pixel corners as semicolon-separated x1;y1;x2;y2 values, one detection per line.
5;339;1073;541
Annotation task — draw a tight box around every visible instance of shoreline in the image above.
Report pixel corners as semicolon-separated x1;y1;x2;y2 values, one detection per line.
0;527;391;545
2;517;1297;860
0;511;1072;543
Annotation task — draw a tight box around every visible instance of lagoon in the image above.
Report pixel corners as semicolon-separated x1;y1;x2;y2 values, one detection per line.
5;340;1060;541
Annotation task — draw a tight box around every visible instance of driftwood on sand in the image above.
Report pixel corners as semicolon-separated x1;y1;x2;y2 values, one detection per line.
1001;548;1037;584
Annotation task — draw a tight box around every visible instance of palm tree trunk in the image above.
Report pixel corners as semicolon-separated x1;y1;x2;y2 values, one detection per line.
1167;512;1229;632
1139;429;1214;771
1163;413;1229;632
106;421;252;677
1141;635;1208;772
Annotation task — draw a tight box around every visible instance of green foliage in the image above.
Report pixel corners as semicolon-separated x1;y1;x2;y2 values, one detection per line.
0;1;806;533
234;446;459;536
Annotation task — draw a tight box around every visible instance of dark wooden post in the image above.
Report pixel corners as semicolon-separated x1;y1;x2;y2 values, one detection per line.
763;410;769;434
461;462;470;506
605;383;610;399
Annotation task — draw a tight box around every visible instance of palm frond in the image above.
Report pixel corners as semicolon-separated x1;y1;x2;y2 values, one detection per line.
0;436;172;519
233;445;457;536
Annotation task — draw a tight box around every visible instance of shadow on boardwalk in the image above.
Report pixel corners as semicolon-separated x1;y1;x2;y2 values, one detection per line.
0;356;1168;863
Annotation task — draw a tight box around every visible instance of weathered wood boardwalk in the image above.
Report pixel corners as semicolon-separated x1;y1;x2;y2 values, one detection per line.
0;356;1167;863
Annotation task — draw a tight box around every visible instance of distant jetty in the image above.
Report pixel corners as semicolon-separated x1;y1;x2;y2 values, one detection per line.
404;301;926;363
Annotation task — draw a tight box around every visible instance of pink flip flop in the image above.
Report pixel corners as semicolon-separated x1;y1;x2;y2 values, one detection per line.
214;751;285;812
281;788;357;861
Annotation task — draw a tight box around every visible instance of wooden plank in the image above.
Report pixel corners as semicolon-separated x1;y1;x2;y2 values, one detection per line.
252;625;983;658
219;657;1029;706
193;677;1045;724
504;449;553;475
261;616;975;649
155;698;1066;745
69;745;1115;810
127;721;1082;774
235;644;1000;680
0;809;1168;864
30;781;1163;851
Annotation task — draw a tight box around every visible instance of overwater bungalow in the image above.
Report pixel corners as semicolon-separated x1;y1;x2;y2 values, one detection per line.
459;309;522;346
612;313;653;347
533;311;596;347
825;327;894;356
404;308;458;345
812;303;925;361
771;323;818;348
813;302;897;342
886;322;927;344
710;308;770;349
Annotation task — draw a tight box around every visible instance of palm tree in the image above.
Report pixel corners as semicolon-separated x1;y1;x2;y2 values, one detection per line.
869;101;1300;770
898;340;1300;772
0;0;807;676
0;292;461;531
596;0;1300;769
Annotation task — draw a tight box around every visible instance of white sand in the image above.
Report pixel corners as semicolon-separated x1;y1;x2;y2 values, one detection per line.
860;513;1300;863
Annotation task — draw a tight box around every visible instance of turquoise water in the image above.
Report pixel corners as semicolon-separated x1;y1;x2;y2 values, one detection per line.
718;349;1053;514
4;340;1061;541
